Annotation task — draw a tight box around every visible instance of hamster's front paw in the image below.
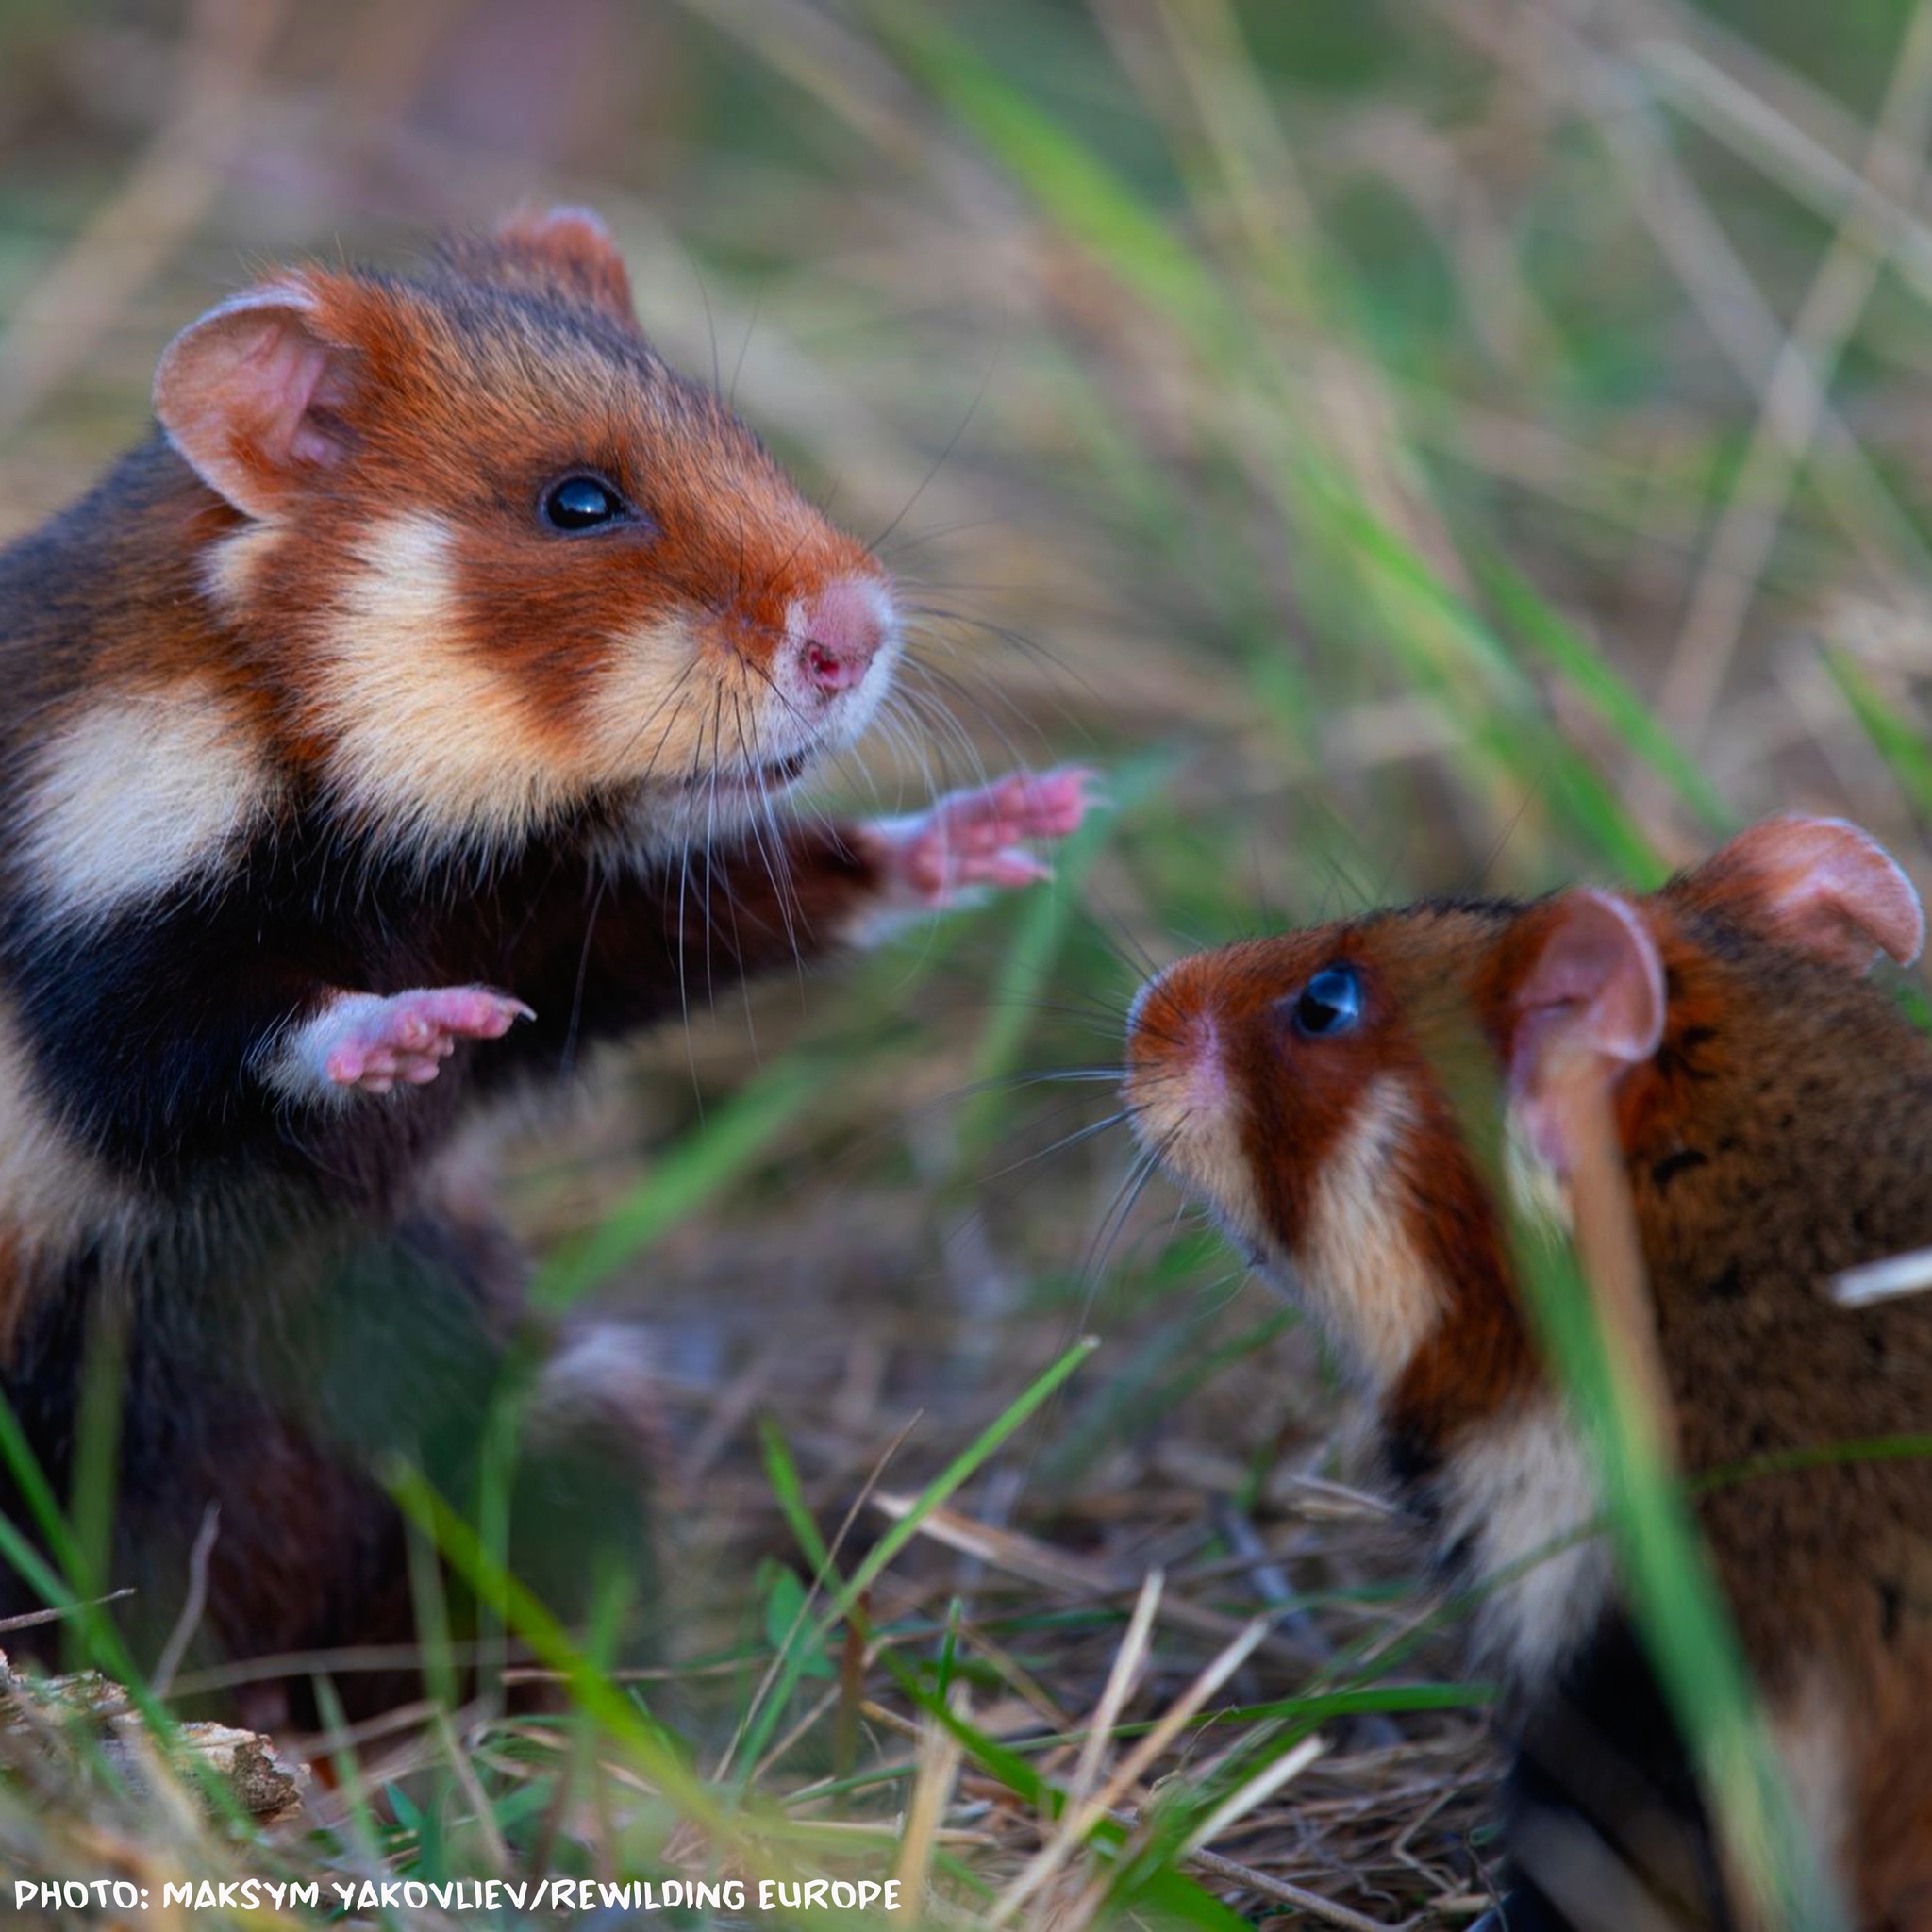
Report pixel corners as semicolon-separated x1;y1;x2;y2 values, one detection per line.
863;767;1097;912
280;986;534;1097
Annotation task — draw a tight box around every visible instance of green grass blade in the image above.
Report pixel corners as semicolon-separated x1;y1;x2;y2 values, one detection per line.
533;1051;827;1310
955;750;1167;1163
729;1335;1099;1783
390;1465;723;1828
1513;1228;1844;1926
1481;554;1732;832
1823;645;1932;822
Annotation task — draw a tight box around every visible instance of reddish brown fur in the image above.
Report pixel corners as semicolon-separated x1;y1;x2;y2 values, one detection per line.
17;224;878;823
1131;905;1538;1440
0;213;1033;1721
1129;846;1932;1925
202;263;874;780
445;208;639;322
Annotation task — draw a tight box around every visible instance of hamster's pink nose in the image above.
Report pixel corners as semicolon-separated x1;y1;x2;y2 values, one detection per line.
800;577;890;695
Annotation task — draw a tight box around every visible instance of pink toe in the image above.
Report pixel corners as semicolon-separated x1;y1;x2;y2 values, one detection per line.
948;822;1004;858
1021;768;1093;834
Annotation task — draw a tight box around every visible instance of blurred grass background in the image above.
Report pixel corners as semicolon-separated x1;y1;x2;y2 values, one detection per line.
5;0;1932;1924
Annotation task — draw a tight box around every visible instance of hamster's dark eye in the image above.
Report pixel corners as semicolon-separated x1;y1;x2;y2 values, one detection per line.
1291;964;1363;1040
541;475;625;532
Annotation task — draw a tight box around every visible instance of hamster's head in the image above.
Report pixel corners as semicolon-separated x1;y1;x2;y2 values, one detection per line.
1125;904;1524;1393
155;207;896;858
1124;816;1924;1399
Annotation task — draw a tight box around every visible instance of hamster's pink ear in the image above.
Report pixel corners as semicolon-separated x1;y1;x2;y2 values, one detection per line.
1508;890;1666;1174
154;282;359;521
491;206;634;323
1687;815;1924;974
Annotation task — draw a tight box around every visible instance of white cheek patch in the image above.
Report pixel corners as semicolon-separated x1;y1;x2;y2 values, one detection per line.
583;610;733;794
315;514;583;854
1437;1402;1611;1683
1154;1098;1255;1240
1126;991;1263;1246
21;684;279;924
1291;1074;1442;1391
315;514;897;862
591;583;901;863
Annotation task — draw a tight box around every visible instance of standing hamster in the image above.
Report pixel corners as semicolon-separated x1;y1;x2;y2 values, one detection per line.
0;208;1091;1718
1125;816;1932;1929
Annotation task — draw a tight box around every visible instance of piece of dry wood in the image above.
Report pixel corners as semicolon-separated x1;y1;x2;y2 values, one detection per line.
0;1648;307;1825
